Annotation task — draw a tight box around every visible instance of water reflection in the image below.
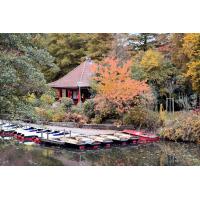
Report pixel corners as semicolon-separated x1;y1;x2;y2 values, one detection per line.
0;141;200;166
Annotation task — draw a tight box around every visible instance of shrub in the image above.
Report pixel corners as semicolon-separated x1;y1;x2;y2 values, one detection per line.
123;105;161;130
60;97;74;111
91;115;103;124
71;103;83;114
160;111;200;143
14;101;39;122
51;111;65;122
94;97;118;121
35;107;55;122
64;113;88;124
40;94;55;106
83;99;95;118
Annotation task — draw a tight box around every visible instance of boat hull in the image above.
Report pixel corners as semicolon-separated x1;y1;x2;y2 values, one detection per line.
122;130;159;144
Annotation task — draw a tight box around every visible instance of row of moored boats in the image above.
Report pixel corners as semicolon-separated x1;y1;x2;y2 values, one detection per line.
0;121;159;150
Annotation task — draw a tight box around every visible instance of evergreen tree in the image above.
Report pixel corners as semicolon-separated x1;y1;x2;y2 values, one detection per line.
38;33;113;81
0;33;55;117
128;33;158;52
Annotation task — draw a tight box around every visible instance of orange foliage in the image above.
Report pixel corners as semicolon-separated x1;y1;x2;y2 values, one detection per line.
92;58;151;113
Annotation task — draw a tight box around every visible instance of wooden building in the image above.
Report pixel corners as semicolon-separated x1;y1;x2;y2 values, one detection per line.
48;59;94;104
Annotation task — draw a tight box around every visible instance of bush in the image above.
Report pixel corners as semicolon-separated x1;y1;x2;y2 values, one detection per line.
123;105;161;130
71;103;83;114
14;101;39;122
64;113;88;124
83;99;95;118
40;94;55;106
160;111;200;143
60;97;74;111
35;107;54;122
91;115;103;124
50;109;65;122
94;97;118;121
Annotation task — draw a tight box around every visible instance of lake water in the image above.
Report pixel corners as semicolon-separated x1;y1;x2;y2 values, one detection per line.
0;141;200;166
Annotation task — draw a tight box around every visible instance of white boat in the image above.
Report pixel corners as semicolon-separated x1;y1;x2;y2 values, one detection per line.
89;135;113;143
74;136;94;144
43;131;68;139
114;132;135;140
61;137;86;145
101;134;121;141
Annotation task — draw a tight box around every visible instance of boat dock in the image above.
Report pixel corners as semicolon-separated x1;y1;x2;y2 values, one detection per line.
0;120;159;151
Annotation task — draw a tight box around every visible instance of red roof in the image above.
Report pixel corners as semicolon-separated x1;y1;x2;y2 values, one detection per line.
48;60;94;88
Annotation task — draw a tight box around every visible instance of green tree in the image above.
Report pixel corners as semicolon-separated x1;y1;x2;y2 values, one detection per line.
0;33;55;117
128;33;158;52
85;33;114;61
38;33;113;81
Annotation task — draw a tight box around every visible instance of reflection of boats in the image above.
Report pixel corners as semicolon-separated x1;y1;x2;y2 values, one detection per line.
122;130;159;143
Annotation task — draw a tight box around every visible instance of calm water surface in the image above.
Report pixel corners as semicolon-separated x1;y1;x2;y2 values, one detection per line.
0;141;200;166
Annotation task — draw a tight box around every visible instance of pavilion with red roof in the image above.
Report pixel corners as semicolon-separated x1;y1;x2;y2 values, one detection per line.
48;58;94;104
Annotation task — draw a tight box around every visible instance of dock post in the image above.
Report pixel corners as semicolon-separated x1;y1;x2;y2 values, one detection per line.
47;132;49;140
41;132;43;138
70;130;71;137
64;130;66;137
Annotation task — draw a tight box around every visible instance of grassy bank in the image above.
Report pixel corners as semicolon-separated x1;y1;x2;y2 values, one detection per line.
160;111;200;143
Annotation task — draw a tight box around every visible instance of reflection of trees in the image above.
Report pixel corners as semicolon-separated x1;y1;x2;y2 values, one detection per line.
157;142;200;166
83;145;161;166
0;144;63;166
81;142;200;166
1;141;200;166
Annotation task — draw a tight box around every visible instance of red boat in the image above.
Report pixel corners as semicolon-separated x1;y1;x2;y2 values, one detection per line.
122;130;159;144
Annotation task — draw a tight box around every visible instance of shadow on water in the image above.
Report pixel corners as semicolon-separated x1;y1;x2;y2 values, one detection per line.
0;140;200;166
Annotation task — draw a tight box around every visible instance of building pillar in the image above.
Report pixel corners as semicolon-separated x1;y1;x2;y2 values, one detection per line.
56;88;62;99
78;87;81;104
68;90;72;98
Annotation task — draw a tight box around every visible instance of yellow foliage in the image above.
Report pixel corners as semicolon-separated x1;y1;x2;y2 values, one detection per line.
40;94;54;105
26;93;37;104
159;103;166;122
140;49;163;71
183;33;200;59
51;112;65;122
186;60;200;92
183;33;200;93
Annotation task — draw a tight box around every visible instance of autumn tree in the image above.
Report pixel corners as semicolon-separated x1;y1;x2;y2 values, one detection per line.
183;33;200;93
170;33;189;69
131;49;182;108
92;58;151;113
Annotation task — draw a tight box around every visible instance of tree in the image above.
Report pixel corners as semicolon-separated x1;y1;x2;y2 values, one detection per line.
140;49;163;72
85;33;114;61
39;33;87;79
131;49;184;109
109;33;131;64
128;33;158;52
183;33;200;93
0;33;55;117
92;58;151;113
170;33;189;69
38;33;114;81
